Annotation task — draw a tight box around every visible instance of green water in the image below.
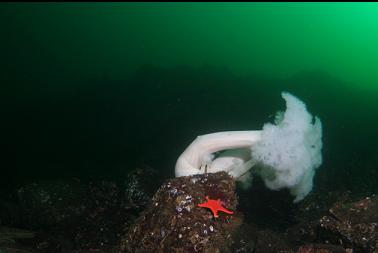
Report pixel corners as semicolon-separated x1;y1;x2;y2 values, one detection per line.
2;3;378;91
1;3;377;198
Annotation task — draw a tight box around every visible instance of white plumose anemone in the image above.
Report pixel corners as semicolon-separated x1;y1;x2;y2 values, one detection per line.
175;92;323;202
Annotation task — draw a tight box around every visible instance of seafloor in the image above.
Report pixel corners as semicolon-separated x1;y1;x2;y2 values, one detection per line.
0;167;377;253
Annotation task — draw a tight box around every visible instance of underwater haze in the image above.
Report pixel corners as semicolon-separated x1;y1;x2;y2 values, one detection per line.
1;2;378;200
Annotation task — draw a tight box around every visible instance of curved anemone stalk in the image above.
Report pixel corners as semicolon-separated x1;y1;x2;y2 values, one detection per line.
175;131;262;178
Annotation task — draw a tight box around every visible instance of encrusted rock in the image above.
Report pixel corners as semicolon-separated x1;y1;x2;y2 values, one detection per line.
120;172;242;252
318;195;378;252
297;243;348;253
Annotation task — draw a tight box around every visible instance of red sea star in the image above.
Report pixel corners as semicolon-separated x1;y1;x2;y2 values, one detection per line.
198;196;234;218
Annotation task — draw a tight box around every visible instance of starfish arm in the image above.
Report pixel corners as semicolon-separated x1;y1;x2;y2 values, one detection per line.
219;207;234;214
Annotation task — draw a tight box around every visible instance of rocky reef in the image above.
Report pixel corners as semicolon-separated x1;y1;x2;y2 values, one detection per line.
1;169;378;252
120;171;240;252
